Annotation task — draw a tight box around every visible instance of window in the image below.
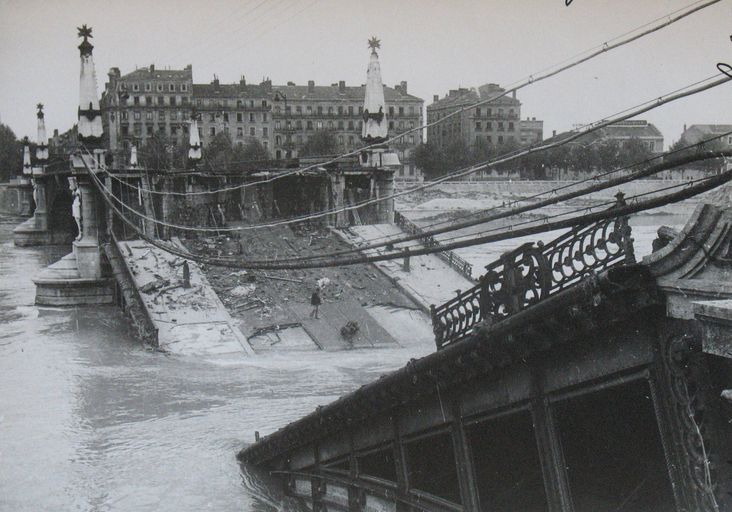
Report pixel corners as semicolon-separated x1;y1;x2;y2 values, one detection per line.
296;106;302;114
389;106;395;116
158;111;165;120
223;113;229;122
250;127;255;136
553;380;676;511
171;126;178;136
405;431;461;504
236;113;243;122
249;113;255;122
133;111;141;120
338;135;344;145
157;84;163;92
181;84;188;92
262;127;268;137
317;121;323;130
476;121;482;131
237;127;243;137
348;120;354;130
261;100;267;108
263;141;268;150
389;121;394;130
307;121;313;130
409;135;414;144
145;83;151;91
487;108;492;116
338;120;344;130
157;96;164;106
170;96;177;107
121;111;129;121
357;446;397;482
146;111;153;121
328;121;334;129
348;135;354;146
307;106;313;114
133;124;141;136
132;83;140;92
399;106;404;116
210;127;216;136
338;106;343;115
262;113;267;122
168;83;175;92
133;96;140;106
328;106;334;115
296;120;302;129
348;106;354;115
410;106;415;115
317;106;323;115
485;121;492;131
275;135;281;145
498;122;504;132
296;135;303;144
498;135;504;144
121;125;128;136
275;121;281;130
508;122;514;131
209;113;215;122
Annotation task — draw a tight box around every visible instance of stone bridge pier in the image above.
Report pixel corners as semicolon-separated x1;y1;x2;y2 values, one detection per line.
13;168;76;246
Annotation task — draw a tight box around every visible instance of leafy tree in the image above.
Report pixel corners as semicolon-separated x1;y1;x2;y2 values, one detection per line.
0;124;22;182
299;130;338;157
413;143;444;179
139;133;187;171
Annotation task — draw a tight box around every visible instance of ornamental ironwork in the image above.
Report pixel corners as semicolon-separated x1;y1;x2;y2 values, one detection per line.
431;203;635;349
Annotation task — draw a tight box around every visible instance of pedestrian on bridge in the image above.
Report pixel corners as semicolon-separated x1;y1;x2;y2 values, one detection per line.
310;286;322;320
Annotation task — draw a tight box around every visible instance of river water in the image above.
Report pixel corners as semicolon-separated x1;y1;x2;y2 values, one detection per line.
0;214;433;511
0;210;681;511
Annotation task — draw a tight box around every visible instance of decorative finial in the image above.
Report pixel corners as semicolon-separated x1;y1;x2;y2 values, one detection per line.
77;24;93;41
37;103;44;112
77;25;94;55
368;36;381;52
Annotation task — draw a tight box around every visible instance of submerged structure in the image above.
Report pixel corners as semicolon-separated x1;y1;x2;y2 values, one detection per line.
239;197;732;511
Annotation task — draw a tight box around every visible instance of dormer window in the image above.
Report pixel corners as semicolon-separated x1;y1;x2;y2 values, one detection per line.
157;84;163;92
132;83;140;92
145;83;151;91
181;84;188;92
169;83;175;92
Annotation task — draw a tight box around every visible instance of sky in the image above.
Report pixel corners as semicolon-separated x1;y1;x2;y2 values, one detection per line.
0;0;730;148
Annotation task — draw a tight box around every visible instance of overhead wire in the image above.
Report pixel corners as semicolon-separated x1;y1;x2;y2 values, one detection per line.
87;154;732;270
90;72;732;233
102;0;722;198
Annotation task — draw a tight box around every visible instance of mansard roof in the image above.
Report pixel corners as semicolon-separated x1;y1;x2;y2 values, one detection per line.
270;84;423;103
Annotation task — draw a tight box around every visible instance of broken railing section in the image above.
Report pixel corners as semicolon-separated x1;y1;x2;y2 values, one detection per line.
431;207;635;350
394;211;474;281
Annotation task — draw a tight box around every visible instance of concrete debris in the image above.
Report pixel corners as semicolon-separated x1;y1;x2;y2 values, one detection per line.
230;284;256;297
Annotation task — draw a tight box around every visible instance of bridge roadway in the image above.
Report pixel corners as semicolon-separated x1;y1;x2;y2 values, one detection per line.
238;200;732;512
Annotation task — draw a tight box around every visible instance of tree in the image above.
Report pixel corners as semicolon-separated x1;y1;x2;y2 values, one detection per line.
413;143;444;180
0;124;22;182
617;137;652;169
231;139;270;172
299;130;338;157
139;133;187;171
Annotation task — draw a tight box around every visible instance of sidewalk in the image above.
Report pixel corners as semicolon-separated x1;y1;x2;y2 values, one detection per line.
338;224;476;312
117;240;254;356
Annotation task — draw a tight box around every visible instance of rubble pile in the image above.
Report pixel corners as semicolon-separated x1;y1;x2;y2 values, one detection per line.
182;224;414;325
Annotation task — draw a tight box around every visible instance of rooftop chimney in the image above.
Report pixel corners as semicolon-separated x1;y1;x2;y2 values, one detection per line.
239;75;246;86
400;81;407;94
149;64;155;72
512;90;516;99
552;130;557;137
287;81;295;86
339;80;346;92
212;75;220;87
433;94;439;102
308;80;315;93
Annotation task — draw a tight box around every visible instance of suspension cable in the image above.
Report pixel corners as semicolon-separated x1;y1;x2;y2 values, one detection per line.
103;0;722;198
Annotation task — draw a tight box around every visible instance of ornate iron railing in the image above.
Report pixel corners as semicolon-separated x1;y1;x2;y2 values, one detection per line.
431;208;635;350
394;211;475;281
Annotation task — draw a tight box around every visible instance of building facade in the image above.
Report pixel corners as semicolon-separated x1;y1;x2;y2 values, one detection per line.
679;124;732;149
426;83;543;150
599;120;664;153
101;66;423;176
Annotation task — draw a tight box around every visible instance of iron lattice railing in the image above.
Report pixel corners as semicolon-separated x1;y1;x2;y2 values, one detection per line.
430;209;635;350
394;211;474;281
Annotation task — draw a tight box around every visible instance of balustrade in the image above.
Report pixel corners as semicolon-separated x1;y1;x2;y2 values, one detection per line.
431;206;634;349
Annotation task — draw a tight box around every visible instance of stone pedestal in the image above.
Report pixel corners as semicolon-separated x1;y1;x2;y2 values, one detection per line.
330;173;347;227
17;178;33;216
32;176;48;231
376;171;395;224
74;174;102;279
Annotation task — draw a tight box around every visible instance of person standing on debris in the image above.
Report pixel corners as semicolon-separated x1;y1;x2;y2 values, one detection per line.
310;286;322;319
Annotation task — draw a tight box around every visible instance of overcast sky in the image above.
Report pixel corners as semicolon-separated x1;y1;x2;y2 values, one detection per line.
0;0;730;148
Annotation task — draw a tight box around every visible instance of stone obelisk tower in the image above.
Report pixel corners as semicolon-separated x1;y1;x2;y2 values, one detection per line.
188;110;202;161
32;104;49;230
72;24;105;278
360;36;398;223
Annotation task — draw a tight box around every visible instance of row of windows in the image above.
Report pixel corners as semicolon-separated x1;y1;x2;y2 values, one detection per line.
475;121;515;132
120;124;189;137
208;126;268;138
474;106;516;118
128;95;189;107
475;134;515;144
430;107;517;121
127;82;189;93
197;98;269;109
118;110;190;122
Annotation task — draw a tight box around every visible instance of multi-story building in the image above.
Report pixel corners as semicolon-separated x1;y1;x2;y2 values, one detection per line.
598;120;664;153
271;79;423;177
192;77;273;152
102;65;193;154
101;66;424;177
426;83;542;150
679;124;732;150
